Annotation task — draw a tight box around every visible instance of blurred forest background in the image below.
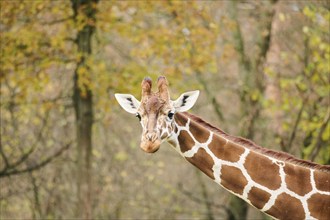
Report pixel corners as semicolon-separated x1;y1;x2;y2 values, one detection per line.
1;0;329;219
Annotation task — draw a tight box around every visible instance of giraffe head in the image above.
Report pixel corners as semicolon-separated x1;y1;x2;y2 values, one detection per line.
115;76;199;153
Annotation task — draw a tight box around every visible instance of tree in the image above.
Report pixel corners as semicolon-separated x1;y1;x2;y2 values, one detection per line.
266;5;330;164
70;0;99;218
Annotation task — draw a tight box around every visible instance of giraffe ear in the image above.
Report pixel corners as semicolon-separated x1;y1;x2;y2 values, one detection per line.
115;93;141;114
173;90;200;112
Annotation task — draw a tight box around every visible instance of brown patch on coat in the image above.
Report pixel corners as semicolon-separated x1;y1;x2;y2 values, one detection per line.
284;163;312;196
245;152;281;190
307;193;330;220
266;193;305;219
186;148;215;180
174;125;178;134
178;130;194;153
208;138;245;163
248;187;271;209
160;131;168;139
189;120;210;143
314;170;330;192
167;139;176;147
220;165;248;195
160;120;170;139
174;113;187;127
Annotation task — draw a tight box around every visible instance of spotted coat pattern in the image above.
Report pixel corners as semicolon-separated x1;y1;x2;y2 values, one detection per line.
166;113;330;220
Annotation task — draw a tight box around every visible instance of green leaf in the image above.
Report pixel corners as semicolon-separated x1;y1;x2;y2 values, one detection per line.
114;151;129;162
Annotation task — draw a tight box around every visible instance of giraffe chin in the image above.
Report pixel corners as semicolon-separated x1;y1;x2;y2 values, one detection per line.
140;140;161;153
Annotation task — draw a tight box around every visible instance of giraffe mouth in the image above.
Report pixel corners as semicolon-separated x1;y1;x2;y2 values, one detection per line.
140;139;161;153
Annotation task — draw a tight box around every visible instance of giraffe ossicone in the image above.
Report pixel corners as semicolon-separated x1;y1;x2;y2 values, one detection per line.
115;76;330;220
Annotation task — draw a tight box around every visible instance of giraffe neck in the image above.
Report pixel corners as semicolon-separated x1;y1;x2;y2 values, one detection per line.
167;112;330;220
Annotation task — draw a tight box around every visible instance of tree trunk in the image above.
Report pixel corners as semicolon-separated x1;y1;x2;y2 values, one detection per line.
227;1;277;219
71;0;98;219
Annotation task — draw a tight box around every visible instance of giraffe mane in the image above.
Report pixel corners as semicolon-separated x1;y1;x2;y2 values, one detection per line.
182;112;330;173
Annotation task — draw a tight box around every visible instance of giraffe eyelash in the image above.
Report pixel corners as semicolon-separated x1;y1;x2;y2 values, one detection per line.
135;113;141;121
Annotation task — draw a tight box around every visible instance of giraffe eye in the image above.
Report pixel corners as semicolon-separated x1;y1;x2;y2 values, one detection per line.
135;113;141;121
167;111;174;120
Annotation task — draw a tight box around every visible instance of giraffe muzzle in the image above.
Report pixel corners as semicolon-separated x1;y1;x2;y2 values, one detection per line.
141;133;161;153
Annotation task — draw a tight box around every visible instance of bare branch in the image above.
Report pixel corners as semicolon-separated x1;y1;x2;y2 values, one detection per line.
40;16;73;25
0;144;10;171
196;73;224;121
177;182;232;217
0;142;72;178
228;1;251;73
0;106;51;174
310;110;330;161
287;99;307;153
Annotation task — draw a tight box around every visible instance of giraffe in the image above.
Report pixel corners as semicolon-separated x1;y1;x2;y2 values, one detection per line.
115;76;330;220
